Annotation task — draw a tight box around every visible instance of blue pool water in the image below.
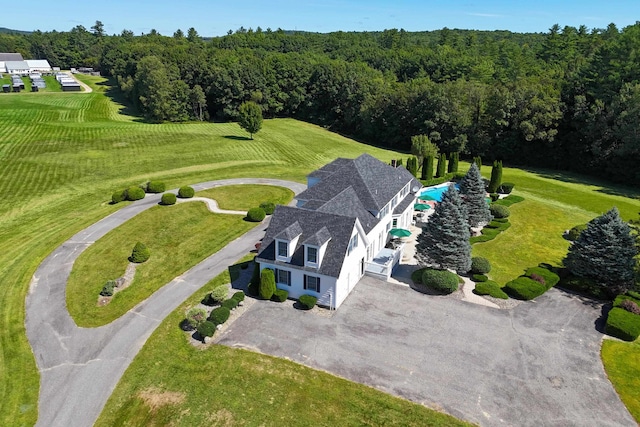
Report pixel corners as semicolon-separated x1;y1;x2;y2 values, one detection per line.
420;184;458;202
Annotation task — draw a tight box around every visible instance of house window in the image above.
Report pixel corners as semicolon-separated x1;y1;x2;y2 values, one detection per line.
307;246;318;263
276;269;291;286
392;218;398;228
304;275;321;292
347;234;358;255
277;241;288;257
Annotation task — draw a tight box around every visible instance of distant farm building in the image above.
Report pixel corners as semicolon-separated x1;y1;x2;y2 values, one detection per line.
0;52;24;73
26;59;52;74
5;61;30;75
55;73;81;91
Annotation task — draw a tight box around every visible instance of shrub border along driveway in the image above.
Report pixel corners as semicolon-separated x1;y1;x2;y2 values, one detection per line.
217;276;635;427
25;178;305;427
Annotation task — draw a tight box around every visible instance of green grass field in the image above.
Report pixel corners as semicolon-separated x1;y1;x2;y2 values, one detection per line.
601;341;640;423
196;184;294;211
1;74;639;425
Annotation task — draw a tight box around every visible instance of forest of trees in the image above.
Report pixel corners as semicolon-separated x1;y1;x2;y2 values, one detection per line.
1;22;640;185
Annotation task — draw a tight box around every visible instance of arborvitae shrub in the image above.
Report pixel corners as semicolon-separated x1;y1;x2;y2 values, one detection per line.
447;152;459;173
259;202;276;215
566;224;587;241
126;186;145;201
197;320;216;338
471;257;491;274
259;269;276;299
221;298;238;310
490;204;510;219
396;158;403;167
407;156;418;177
498;182;514;194
112;190;126;204
210;286;228;303
178;186;195;198
436;153;447;178
100;280;116;296
209;306;231;325
487;160;503;193
185;307;207;329
146;181;166;193
423;156;434;181
160;193;176;205
247;207;266;222
231;291;245;302
271;289;289;302
421;268;459;294
130;242;150;263
473;156;482;170
474;281;508;299
298;294;317;310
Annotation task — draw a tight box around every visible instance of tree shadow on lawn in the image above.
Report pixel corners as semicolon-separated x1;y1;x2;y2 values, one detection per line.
95;78;146;123
223;135;251;141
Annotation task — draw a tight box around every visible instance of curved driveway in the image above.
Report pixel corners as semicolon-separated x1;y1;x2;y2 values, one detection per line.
25;178;306;427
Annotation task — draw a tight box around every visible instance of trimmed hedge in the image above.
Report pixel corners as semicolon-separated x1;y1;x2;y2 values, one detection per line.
471;257;491;274
298;294;317;310
247;207;266;222
524;266;559;289
474;281;509;299
472;274;488;282
490;204;510;219
209;306;231;325
100;280;116;297
125;186;145;201
146;181;165;193
160;192;176;205
271;289;289;302
492;217;509;223
178;186;195;198
197;321;216;338
605;307;640;341
130;242;150;263
422;268;459;294
221;298;239;310
231;291;245;302
628;291;640;300
259;202;276;215
111;190;126;204
566;224;587;241
504;277;547;300
494;195;524;207
498;182;515;194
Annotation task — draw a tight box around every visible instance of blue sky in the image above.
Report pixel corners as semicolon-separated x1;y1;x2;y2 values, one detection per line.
4;0;639;36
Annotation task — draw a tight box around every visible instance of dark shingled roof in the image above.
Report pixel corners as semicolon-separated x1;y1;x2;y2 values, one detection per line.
0;53;23;62
307;157;351;180
274;221;303;241
315;186;378;233
297;153;417;212
302;226;332;247
257;205;356;278
393;191;416;215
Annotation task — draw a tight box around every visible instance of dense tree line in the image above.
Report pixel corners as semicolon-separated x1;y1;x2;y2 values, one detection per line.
2;22;640;184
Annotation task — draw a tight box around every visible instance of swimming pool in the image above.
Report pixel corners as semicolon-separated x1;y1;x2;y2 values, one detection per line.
419;183;458;202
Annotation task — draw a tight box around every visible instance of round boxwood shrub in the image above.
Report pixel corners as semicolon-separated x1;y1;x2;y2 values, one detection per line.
490;204;510;219
209;306;231;325
178;185;195;198
472;274;488;282
130;242;150;263
498;182;515;194
566;224;587;241
247;207;266;222
100;280;116;297
471;257;491;274
298;294;317;310
259;202;276;215
185;307;207;329
125;186;145;201
111;189;126;204
221;298;238;310
259;269;276;299
474;281;509;299
197;320;216;338
421;268;459;294
231;291;245;302
146;181;165;193
271;288;289;302
160;192;176;205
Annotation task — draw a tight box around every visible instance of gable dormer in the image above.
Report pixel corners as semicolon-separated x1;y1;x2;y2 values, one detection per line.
274;221;303;263
302;226;331;268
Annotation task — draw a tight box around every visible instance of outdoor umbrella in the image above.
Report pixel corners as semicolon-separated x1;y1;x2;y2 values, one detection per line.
389;228;412;238
414;204;431;211
418;194;435;201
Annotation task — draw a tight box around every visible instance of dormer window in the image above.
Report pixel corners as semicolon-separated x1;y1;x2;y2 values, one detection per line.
277;241;288;258
307;246;318;263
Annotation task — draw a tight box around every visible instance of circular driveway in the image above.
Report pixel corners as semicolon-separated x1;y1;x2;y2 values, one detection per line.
217;276;635;427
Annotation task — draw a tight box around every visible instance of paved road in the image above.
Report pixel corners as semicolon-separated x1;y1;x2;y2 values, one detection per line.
25;178;306;427
218;276;635;427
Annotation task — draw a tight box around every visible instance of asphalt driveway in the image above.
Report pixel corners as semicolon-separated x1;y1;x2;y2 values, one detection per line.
217;276;635;427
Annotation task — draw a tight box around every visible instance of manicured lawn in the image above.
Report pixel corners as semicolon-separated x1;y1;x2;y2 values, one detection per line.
67;203;256;327
0;76;401;425
601;340;640;423
96;259;470;427
197;184;294;211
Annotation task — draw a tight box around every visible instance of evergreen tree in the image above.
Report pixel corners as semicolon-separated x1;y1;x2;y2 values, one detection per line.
411;134;438;180
416;184;472;272
447;152;459;173
406;156;418;177
487;160;502;193
473;156;482;171
424;155;434;181
565;207;637;294
459;163;492;227
238;101;263;139
436;153;447;177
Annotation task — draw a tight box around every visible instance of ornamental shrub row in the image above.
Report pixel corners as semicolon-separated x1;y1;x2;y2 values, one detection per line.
160;193;176;205
111;183;196;204
474;281;509;299
259;202;276;215
421;268;459;294
271;289;289;302
503;265;559;300
490;204;510;219
178;186;195;198
146;181;166;193
209;306;231;325
472;274;488;282
524;266;560;288
221;298;238;310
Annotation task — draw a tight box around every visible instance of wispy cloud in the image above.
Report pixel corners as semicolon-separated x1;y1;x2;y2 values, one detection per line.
467;13;505;18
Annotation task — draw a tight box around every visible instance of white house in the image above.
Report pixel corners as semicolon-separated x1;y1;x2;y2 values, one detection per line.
256;154;422;309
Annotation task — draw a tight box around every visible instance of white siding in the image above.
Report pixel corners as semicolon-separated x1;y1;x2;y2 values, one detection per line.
261;263;338;308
